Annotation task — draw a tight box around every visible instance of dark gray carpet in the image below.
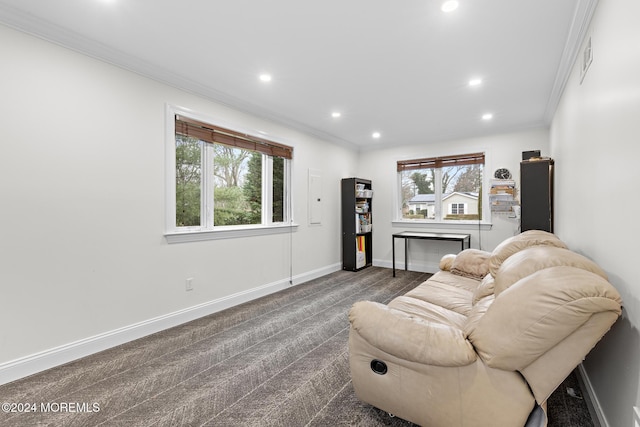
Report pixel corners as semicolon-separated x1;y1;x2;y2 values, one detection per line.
547;371;596;427
0;267;594;426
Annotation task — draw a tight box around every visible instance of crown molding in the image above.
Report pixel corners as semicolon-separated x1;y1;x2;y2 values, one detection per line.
0;3;359;152
544;0;599;123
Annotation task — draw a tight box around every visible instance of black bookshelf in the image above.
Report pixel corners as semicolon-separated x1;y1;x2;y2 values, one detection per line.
341;178;373;271
520;158;554;232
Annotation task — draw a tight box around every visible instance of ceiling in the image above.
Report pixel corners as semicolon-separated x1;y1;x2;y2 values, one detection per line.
0;0;594;149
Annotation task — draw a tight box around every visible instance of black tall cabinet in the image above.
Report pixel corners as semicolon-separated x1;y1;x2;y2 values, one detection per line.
342;178;372;271
520;158;554;232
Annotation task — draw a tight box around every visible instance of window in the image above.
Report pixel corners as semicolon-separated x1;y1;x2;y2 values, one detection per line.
398;152;484;222
450;203;465;215
168;110;292;237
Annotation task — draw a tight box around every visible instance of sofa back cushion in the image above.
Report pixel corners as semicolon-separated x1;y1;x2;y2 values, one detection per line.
464;293;494;338
450;249;491;280
468;266;622;371
494;246;608;297
439;254;456;271
489;230;567;277
472;274;495;306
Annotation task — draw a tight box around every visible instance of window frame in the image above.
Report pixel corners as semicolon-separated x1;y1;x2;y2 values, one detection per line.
165;104;296;243
395;152;491;228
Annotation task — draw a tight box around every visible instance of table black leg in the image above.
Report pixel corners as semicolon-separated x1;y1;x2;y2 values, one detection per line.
392;236;396;277
404;238;408;272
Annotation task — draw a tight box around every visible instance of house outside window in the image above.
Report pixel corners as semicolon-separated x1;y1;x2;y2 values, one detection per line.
167;108;292;238
398;152;484;222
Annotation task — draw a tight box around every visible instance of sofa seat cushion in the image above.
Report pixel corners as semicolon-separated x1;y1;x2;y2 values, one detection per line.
404;271;478;316
428;270;480;292
389;295;468;330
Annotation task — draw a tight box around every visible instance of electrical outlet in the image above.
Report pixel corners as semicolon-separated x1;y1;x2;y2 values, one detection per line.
185;278;194;291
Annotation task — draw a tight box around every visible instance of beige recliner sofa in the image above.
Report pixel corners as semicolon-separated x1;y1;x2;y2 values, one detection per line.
348;230;622;426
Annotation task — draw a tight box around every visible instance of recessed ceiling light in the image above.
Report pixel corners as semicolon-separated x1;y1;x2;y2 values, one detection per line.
482;113;494;121
331;112;341;118
259;74;272;82
469;78;483;87
441;1;459;13
372;132;381;139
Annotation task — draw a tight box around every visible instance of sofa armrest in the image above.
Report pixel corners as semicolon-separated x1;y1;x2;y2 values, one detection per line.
349;301;477;367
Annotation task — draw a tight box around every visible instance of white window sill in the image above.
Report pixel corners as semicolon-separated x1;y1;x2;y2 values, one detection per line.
392;220;492;231
165;223;299;244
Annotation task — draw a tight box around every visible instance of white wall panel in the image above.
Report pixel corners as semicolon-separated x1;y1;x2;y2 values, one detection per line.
550;0;640;425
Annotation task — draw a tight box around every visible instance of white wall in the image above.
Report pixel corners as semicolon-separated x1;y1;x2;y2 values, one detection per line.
358;128;549;272
0;24;357;376
550;0;640;425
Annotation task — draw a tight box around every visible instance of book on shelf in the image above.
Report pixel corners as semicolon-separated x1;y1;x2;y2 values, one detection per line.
355;212;372;233
355;200;369;212
356;235;366;268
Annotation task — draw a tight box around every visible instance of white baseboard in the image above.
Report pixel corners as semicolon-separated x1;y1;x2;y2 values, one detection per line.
0;262;341;386
576;363;608;427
